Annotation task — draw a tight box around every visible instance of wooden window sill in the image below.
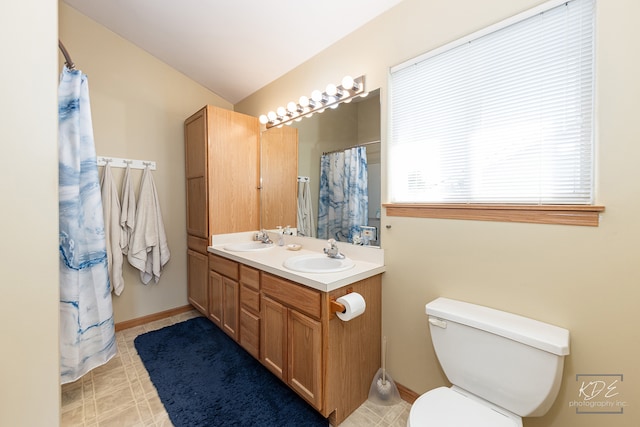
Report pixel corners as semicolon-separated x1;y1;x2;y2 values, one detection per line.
383;204;605;227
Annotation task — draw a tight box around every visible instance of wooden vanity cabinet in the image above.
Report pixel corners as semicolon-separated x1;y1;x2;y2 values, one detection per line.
261;272;382;425
208;254;240;341
260;273;323;409
184;105;259;315
203;251;382;425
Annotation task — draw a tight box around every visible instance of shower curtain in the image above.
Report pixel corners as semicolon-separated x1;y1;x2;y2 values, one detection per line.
317;146;368;242
59;66;116;384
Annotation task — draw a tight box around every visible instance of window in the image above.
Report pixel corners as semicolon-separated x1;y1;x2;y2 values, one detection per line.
387;0;603;225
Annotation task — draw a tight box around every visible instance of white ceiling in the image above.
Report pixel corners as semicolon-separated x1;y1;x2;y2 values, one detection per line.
63;0;403;104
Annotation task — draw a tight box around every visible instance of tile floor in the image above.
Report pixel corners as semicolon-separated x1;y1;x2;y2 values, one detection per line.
61;310;411;427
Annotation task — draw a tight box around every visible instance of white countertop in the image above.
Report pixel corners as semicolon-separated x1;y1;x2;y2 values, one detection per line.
208;232;385;292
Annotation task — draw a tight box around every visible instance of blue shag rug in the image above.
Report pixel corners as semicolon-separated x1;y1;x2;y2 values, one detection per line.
134;316;329;427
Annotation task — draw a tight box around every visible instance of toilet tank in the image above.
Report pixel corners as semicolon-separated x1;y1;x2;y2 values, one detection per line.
426;297;570;417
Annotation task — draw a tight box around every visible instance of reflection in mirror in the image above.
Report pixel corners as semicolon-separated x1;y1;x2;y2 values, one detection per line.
261;90;381;246
260;126;298;231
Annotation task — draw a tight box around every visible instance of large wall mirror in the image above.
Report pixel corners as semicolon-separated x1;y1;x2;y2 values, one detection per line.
261;89;381;246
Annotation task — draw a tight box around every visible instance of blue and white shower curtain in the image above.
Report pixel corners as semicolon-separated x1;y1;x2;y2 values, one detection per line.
59;66;116;384
317;146;368;242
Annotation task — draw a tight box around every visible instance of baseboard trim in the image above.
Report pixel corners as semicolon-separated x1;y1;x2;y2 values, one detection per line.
396;382;419;404
115;305;195;332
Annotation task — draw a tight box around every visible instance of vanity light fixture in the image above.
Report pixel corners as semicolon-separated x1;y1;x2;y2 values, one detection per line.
341;75;360;91
259;75;366;128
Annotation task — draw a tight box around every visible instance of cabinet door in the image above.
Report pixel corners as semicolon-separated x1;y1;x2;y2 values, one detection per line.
288;309;323;409
222;277;239;340
208;270;223;327
185;108;208;238
208;107;260;233
260;296;287;380
187;249;208;315
239;308;260;359
260;126;298;230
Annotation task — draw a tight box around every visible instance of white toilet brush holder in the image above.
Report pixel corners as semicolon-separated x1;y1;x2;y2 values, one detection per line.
368;336;401;406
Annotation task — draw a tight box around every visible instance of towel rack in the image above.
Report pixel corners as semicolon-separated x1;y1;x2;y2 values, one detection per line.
97;156;157;170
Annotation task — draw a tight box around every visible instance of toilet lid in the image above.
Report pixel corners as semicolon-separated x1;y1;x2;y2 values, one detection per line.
408;387;520;427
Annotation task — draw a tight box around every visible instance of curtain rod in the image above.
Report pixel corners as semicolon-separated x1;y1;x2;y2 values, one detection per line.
58;40;75;70
322;140;380;156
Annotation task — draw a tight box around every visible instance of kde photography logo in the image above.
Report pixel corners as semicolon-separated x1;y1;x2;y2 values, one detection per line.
569;374;626;415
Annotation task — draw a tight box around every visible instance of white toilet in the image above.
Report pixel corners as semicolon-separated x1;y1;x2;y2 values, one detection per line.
408;297;570;427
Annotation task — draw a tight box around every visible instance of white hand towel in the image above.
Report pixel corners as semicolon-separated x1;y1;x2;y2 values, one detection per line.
120;164;136;256
100;163;125;295
297;180;315;237
127;167;170;284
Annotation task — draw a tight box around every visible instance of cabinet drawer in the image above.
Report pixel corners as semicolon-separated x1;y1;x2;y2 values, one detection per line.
240;265;260;291
262;273;321;319
241;283;260;313
208;253;239;280
188;235;208;253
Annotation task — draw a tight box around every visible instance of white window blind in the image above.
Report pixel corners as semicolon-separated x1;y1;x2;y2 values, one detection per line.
389;0;595;205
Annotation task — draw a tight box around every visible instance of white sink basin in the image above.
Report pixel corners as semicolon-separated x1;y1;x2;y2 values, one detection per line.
283;254;355;274
224;241;274;252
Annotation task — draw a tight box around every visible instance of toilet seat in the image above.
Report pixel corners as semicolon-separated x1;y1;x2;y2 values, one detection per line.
408;387;522;427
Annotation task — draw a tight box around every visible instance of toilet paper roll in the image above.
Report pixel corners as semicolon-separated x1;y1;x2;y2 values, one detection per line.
336;292;366;321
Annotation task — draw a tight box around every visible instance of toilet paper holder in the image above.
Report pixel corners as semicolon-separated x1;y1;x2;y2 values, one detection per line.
329;288;353;315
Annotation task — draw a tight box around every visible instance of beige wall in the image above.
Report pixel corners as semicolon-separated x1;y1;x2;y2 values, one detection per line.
236;1;640;426
59;3;230;323
0;0;60;425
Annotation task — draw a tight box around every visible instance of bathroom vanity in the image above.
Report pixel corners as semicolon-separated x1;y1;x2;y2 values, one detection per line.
184;105;299;321
200;233;385;425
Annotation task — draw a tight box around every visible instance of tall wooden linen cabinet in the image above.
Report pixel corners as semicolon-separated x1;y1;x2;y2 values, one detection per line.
184;105;260;315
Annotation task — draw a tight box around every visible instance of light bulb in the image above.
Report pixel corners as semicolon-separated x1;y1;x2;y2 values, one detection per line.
276;106;287;117
342;75;356;90
326;84;337;96
267;111;277;121
311;90;324;103
259;115;269;125
287;101;298;113
299;96;310;107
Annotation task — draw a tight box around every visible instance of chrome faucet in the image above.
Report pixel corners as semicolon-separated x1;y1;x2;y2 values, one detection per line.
254;230;273;244
323;239;345;259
